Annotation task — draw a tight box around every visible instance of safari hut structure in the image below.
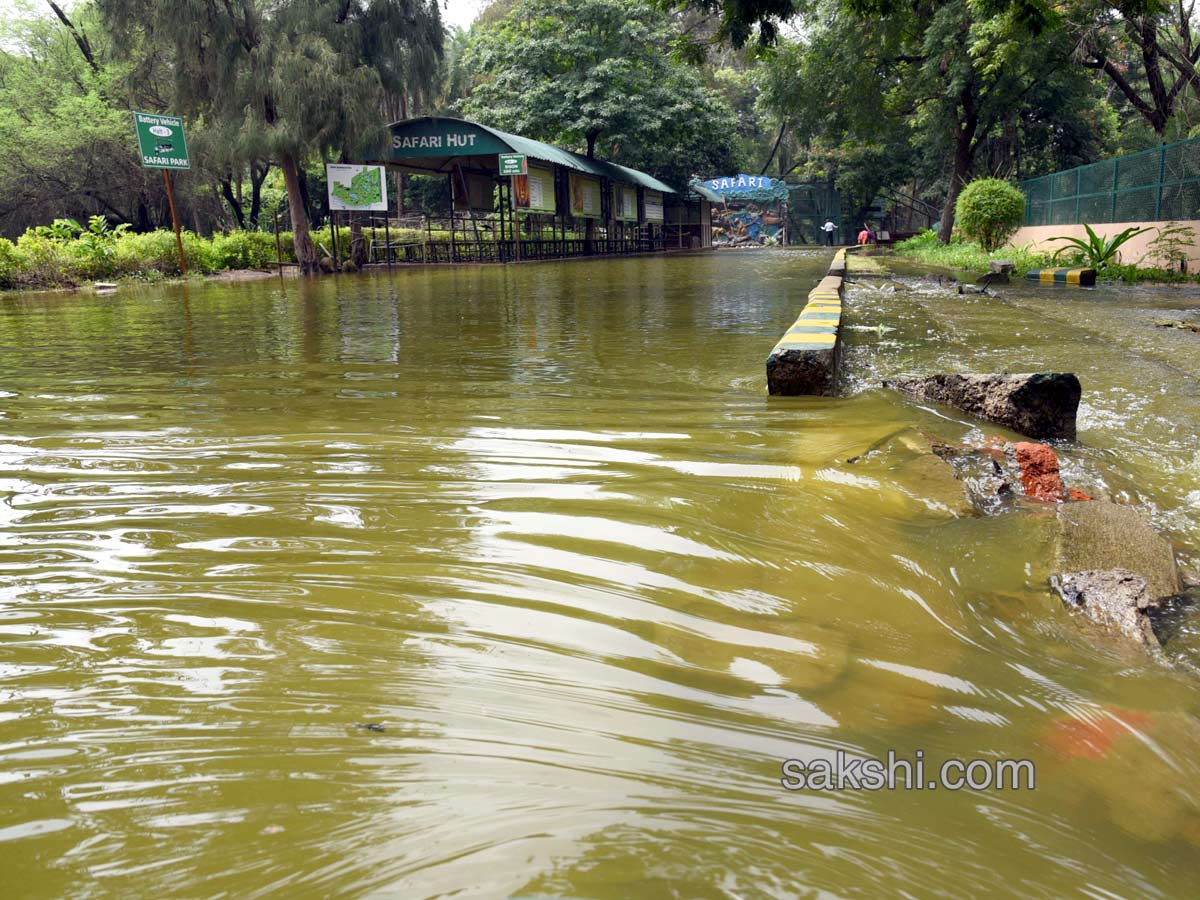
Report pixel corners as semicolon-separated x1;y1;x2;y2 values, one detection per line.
368;116;699;264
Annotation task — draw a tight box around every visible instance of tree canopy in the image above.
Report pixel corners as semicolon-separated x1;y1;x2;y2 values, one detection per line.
6;0;1200;249
459;0;740;183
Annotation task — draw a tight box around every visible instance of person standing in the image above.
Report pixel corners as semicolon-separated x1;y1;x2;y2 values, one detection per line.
821;219;838;246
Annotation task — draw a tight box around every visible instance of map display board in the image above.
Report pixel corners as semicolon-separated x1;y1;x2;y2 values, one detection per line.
512;166;555;214
645;190;664;223
133;112;190;170
613;185;638;222
570;174;601;218
326;164;388;212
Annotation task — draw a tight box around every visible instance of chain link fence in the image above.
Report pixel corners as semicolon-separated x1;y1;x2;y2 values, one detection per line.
1020;137;1200;226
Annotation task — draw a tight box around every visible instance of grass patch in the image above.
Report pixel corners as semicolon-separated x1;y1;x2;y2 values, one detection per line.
893;228;1200;284
892;229;1052;275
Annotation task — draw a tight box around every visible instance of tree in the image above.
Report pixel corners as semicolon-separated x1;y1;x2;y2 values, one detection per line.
94;1;442;273
459;0;740;181
835;0;1116;240
1065;1;1200;136
666;0;800;47
756;19;919;226
0;1;219;236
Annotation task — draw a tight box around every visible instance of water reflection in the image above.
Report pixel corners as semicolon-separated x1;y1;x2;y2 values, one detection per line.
0;253;1198;897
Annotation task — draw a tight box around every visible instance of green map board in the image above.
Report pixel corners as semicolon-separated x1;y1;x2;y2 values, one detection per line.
133;112;190;170
326;164;388;212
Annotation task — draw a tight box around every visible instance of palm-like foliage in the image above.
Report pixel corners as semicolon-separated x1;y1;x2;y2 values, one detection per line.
1049;224;1151;269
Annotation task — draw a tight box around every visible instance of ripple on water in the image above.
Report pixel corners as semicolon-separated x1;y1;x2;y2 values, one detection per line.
1;256;1199;897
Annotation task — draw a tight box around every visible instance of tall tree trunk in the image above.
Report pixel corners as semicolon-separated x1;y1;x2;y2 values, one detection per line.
760;121;788;175
281;152;318;273
938;85;979;243
297;162;314;226
220;175;246;230
248;163;269;230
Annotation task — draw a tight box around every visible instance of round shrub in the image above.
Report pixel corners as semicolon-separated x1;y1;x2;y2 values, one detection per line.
955;178;1025;251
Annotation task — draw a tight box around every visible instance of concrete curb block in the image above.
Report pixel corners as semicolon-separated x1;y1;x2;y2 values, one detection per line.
766;248;849;396
1026;267;1096;286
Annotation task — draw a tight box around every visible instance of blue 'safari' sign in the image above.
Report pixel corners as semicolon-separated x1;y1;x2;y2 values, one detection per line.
706;174;773;192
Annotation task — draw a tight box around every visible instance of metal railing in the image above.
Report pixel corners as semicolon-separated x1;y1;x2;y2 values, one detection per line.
1020;136;1200;226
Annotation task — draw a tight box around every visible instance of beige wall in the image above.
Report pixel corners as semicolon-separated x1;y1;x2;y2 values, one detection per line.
1008;221;1200;269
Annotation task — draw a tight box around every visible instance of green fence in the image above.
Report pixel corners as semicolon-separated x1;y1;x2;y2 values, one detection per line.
1020;136;1200;226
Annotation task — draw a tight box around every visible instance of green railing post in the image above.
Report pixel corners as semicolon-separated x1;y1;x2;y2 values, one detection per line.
1156;143;1166;219
1075;168;1081;223
1111;158;1119;223
1048;172;1055;225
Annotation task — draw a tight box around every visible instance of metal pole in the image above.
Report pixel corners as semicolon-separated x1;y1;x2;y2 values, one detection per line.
384;212;391;269
1111;158;1119;224
273;207;283;279
331;210;340;270
163;169;187;275
1075;168;1081;224
511;175;522;263
1156;143;1167;220
448;173;457;262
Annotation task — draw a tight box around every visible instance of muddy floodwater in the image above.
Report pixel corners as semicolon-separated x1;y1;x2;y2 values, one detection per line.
1;251;1199;898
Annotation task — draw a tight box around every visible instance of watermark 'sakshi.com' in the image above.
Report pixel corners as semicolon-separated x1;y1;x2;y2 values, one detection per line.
781;751;1036;792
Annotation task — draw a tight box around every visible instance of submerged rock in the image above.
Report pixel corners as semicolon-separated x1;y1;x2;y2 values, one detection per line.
930;440;1014;515
884;373;1081;440
1055;500;1183;602
1013;441;1065;502
1051;569;1164;648
1153;319;1200;334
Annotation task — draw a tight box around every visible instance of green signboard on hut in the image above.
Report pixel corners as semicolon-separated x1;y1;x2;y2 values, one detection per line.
499;153;528;176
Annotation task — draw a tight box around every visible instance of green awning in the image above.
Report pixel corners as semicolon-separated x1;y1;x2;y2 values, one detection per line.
387;117;676;194
689;182;723;202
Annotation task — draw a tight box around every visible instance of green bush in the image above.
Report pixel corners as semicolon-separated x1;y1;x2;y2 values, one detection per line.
954;178;1025;251
212;230;279;269
0;237;22;289
894;227;941;251
14;230;70;284
113;229;218;276
309;224;353;258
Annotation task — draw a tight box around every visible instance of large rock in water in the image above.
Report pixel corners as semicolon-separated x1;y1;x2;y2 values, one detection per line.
884;373;1081;440
1051;569;1164;648
1055;500;1182;602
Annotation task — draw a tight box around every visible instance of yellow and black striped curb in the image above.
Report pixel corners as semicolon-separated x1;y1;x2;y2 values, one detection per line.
766;248;848;395
1025;267;1096;286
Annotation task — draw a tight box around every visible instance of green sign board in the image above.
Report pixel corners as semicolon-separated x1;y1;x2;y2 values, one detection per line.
133;111;190;170
499;153;527;176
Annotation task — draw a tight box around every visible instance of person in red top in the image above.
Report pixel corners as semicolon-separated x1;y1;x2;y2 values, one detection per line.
857;227;870;245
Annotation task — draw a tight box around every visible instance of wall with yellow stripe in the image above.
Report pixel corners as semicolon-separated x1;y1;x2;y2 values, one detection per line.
765;248;848;395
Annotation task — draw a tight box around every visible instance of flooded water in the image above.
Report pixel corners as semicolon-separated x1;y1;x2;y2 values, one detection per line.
1;251;1198;898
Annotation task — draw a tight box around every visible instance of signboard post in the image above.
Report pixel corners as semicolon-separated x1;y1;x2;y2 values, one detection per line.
324;164;389;271
499;155;527;262
133;112;190;275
